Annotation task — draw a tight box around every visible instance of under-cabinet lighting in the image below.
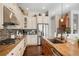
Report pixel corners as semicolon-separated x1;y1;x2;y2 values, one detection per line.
10;13;13;19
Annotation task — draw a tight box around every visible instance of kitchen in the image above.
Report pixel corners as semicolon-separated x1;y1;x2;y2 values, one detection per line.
0;3;79;56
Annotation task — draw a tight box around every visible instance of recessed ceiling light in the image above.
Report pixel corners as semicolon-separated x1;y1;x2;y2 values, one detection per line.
65;5;70;8
42;6;46;10
26;8;29;10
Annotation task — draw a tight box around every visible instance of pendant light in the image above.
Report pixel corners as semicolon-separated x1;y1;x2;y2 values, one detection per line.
61;18;64;22
60;3;64;40
60;3;64;22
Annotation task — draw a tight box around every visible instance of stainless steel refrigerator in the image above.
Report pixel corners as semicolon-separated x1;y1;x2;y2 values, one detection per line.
37;23;49;45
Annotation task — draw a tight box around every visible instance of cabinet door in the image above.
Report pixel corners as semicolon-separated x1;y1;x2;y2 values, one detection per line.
42;39;53;56
26;17;37;29
37;16;43;23
7;39;25;56
43;16;48;23
24;36;27;48
7;46;19;56
27;35;37;45
42;39;47;55
18;39;25;56
31;17;37;29
27;17;32;29
37;16;48;23
45;42;53;56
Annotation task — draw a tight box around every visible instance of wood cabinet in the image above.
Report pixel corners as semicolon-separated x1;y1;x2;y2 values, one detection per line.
42;39;53;56
41;38;64;56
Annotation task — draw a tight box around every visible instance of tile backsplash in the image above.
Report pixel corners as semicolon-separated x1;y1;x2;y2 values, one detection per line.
0;29;23;41
0;29;10;41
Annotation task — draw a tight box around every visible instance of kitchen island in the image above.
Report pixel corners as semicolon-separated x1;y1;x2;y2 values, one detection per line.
42;37;79;56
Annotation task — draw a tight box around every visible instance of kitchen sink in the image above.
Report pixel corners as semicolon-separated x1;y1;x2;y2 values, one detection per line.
49;38;64;44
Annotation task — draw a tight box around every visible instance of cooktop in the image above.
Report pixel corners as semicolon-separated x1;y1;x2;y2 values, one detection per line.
0;38;15;45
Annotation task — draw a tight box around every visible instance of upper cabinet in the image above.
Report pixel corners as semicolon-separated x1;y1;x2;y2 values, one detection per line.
25;16;37;29
37;16;49;23
37;16;43;23
0;4;3;29
23;14;49;29
37;12;49;24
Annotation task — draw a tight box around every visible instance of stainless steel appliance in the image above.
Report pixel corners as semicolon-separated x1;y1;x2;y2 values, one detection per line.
37;23;49;45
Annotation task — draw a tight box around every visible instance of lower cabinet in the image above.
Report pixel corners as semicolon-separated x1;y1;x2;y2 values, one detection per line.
27;35;37;45
52;48;63;56
7;39;26;56
42;39;53;56
42;39;63;56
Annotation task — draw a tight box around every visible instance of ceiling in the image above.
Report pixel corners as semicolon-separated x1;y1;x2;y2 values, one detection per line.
17;3;79;15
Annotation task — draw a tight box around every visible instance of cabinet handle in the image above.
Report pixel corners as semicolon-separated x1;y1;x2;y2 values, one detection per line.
19;48;21;51
11;53;14;55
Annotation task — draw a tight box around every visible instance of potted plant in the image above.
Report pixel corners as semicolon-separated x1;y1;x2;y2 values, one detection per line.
65;27;70;36
77;38;79;47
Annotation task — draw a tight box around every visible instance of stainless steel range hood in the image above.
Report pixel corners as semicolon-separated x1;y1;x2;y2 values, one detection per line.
3;6;18;27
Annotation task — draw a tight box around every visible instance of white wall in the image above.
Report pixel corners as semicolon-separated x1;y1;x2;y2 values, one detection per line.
0;4;3;29
48;11;56;38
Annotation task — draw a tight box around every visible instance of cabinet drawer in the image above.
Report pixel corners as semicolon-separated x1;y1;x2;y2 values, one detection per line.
52;48;63;56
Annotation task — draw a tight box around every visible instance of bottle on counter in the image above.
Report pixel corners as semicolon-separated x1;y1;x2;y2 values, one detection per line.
16;30;19;36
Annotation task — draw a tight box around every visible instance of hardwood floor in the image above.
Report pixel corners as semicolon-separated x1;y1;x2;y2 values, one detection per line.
23;45;42;56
